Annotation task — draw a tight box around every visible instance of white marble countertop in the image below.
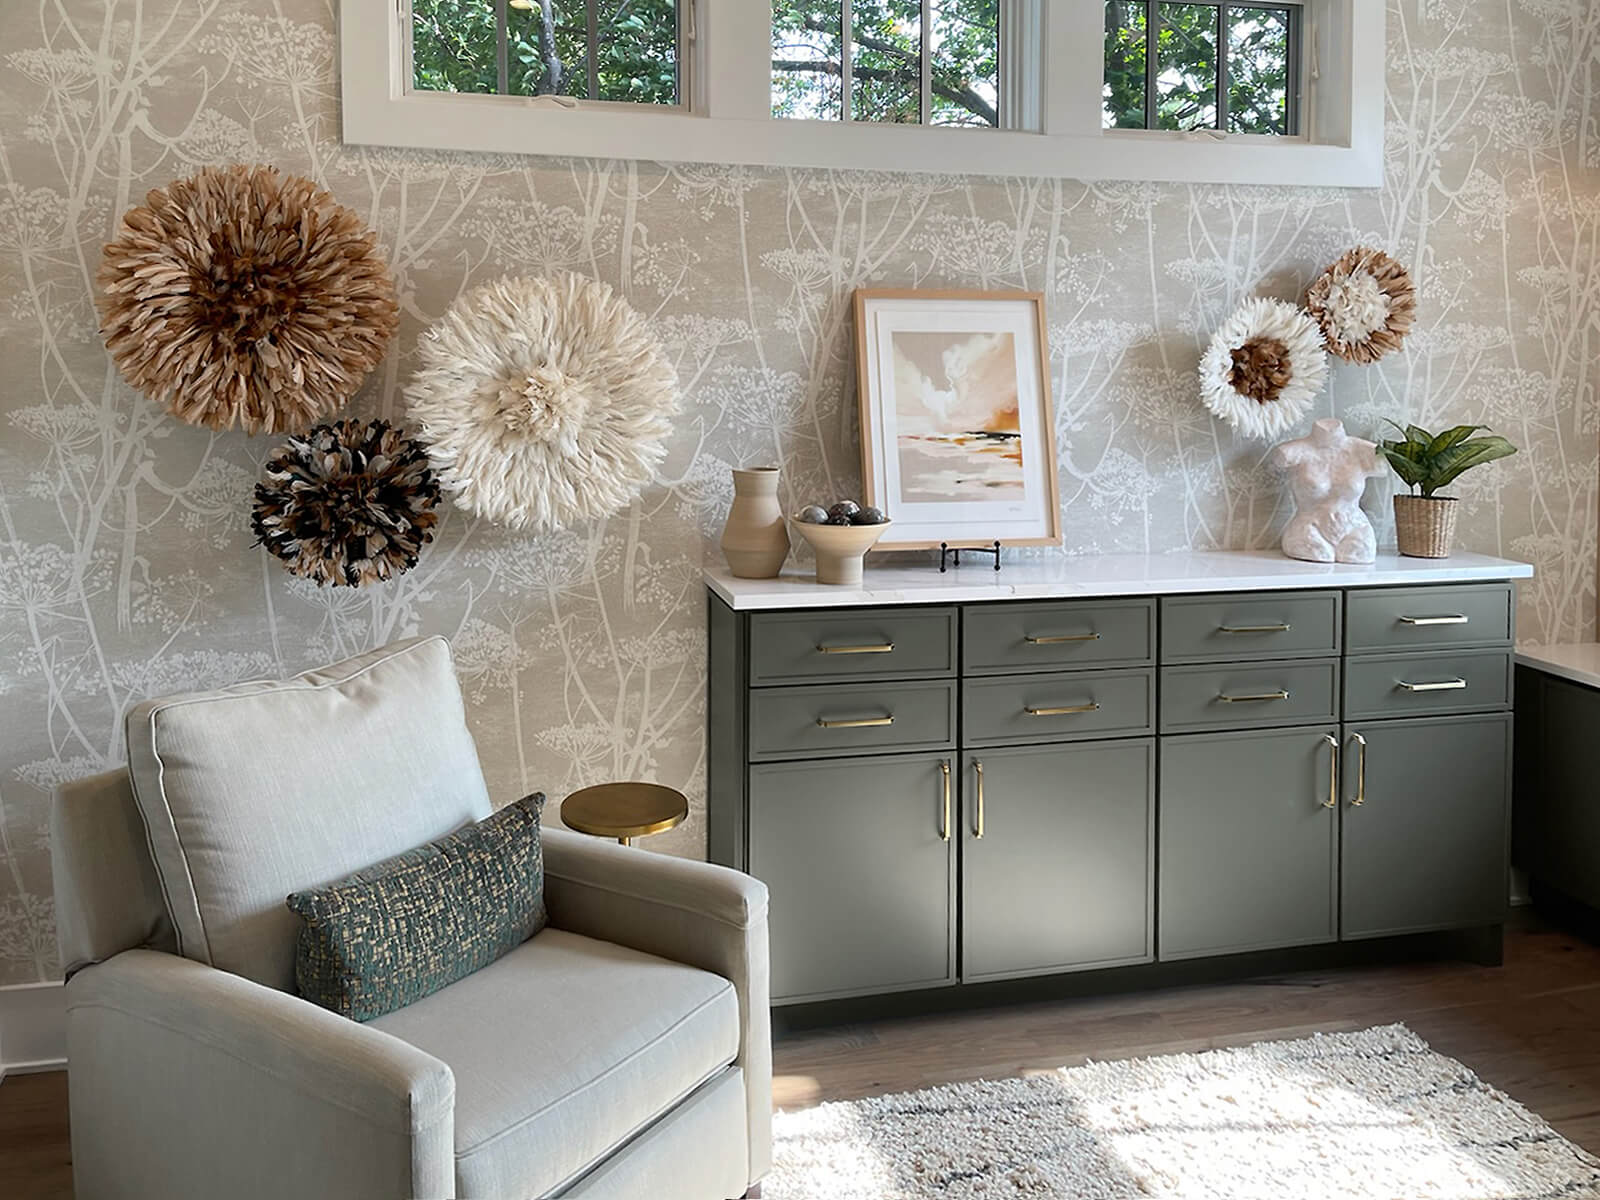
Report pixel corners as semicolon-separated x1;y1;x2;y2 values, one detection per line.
706;549;1533;611
1515;643;1600;690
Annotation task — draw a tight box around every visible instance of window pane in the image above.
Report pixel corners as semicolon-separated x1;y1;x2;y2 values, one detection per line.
929;0;999;127
772;1;844;119
852;0;922;124
413;0;499;94
508;1;588;99
1226;5;1291;135
1156;2;1219;131
1103;0;1148;129
596;0;679;104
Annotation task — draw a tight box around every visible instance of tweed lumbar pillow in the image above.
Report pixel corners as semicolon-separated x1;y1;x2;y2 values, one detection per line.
287;792;547;1021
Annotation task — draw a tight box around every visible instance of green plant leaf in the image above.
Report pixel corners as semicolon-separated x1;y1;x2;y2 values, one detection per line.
1425;425;1487;457
1426;437;1518;493
1380;445;1428;490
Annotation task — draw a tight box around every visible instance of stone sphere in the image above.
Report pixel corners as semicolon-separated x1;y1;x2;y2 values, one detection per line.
827;500;860;521
850;506;886;526
825;513;853;526
795;504;829;524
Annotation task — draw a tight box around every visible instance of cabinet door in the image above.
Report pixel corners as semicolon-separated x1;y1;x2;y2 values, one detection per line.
1341;714;1510;939
749;755;956;1004
1159;726;1340;960
962;741;1154;983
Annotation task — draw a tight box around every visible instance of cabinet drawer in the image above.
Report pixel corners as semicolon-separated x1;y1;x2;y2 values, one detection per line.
963;670;1153;747
1344;650;1512;719
749;680;956;760
749;608;956;685
962;599;1154;674
1160;660;1340;733
1160;591;1341;663
1345;584;1513;652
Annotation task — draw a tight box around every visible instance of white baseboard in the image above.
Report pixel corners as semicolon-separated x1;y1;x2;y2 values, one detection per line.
0;980;66;1080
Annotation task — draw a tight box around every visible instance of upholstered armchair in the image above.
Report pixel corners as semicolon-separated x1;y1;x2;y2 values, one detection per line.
50;637;771;1200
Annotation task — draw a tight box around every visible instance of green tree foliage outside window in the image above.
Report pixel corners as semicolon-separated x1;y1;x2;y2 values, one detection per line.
1104;1;1295;135
412;0;679;106
771;0;1000;127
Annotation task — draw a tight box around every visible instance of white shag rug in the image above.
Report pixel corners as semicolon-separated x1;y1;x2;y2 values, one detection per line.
768;1024;1600;1199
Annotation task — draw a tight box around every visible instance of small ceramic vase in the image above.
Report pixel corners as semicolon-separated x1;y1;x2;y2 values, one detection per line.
720;466;790;578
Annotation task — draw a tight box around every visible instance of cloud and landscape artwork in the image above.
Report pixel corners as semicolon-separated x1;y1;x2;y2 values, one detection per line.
890;329;1025;503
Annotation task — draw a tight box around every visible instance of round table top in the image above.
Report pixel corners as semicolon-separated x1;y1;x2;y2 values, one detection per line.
560;781;688;840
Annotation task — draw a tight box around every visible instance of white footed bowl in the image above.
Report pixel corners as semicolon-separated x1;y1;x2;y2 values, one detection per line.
791;519;892;586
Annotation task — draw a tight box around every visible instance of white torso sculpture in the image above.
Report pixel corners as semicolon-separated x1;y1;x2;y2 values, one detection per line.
1269;418;1388;564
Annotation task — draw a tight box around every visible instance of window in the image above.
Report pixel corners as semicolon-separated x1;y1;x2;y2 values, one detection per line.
771;1;1001;127
341;0;1385;188
1103;1;1299;136
411;0;684;106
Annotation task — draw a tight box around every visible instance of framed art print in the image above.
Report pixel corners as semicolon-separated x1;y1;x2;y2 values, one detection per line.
854;289;1061;550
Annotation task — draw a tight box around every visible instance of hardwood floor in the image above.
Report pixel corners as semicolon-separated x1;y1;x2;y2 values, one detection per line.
6;913;1600;1199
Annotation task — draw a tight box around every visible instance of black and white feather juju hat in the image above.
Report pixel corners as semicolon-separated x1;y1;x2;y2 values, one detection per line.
405;272;681;532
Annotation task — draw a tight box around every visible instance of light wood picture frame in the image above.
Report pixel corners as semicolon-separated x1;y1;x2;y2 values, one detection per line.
854;288;1062;551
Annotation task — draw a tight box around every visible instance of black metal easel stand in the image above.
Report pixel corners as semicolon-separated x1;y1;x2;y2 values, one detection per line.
939;541;1002;573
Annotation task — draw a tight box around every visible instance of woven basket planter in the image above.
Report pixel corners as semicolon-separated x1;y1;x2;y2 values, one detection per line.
1394;495;1458;558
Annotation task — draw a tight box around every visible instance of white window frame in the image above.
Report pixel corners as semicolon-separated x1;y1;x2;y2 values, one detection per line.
340;0;1383;187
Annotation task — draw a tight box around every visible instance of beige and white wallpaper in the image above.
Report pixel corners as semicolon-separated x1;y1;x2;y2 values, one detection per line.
0;0;1595;984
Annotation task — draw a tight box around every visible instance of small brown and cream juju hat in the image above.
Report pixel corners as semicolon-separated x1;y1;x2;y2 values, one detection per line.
97;164;399;436
1306;246;1417;366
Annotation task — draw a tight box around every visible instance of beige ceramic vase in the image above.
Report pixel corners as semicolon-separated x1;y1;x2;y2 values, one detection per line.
720;466;790;578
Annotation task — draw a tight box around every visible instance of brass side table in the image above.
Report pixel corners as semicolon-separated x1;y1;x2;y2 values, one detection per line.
560;781;688;846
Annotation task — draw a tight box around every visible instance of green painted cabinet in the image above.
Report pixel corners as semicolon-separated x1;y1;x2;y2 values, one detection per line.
748;754;956;1004
1339;714;1511;939
960;741;1155;983
1159;726;1341;960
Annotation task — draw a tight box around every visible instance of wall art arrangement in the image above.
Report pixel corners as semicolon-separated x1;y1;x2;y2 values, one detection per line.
0;1;1595;986
1199;296;1330;442
854;289;1061;549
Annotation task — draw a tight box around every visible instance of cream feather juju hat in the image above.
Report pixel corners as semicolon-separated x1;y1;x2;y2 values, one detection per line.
1199;296;1329;441
405;272;680;531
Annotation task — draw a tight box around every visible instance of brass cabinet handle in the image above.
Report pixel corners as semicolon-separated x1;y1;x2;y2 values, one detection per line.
973;760;985;839
816;642;895;655
1218;622;1293;634
1025;702;1101;717
1398;614;1469;626
1025;632;1100;645
816;715;894;728
1397;678;1468;692
939;761;951;842
1218;689;1291;703
1322;733;1339;809
1349;732;1367;807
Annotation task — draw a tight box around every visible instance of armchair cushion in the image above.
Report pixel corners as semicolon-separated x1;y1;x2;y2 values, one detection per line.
124;636;493;991
288;793;549;1021
369;927;740;1199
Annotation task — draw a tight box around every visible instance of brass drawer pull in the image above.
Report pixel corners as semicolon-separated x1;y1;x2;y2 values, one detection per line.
939;761;951;842
816;715;895;728
973;760;985;839
816;642;895;655
1025;632;1100;645
1397;678;1468;692
1218;622;1292;634
1322;733;1339;809
1398;614;1469;626
1349;732;1367;806
1217;689;1291;703
1025;702;1100;717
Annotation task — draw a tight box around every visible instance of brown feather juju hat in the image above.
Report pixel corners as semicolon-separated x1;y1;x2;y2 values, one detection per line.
97;164;399;435
252;419;440;587
1305;246;1417;365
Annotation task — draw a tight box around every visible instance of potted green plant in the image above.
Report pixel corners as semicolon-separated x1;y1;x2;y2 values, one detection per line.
1378;422;1517;558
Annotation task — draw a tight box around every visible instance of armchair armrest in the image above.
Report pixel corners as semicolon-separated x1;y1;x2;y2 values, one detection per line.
66;949;455;1200
541;827;772;1184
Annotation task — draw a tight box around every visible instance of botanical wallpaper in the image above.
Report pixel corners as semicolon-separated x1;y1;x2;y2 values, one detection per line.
0;0;1595;985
